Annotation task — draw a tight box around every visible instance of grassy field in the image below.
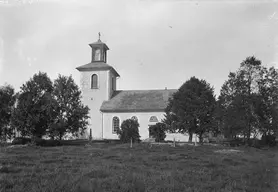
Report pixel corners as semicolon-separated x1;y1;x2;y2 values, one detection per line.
0;143;277;192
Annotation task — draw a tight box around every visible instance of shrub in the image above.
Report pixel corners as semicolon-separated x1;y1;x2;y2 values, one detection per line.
44;139;62;146
261;134;276;147
12;137;31;145
117;119;140;143
149;123;166;142
28;137;62;147
38;139;61;147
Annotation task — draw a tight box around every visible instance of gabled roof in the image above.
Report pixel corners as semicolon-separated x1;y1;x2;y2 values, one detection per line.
100;89;177;113
76;62;120;77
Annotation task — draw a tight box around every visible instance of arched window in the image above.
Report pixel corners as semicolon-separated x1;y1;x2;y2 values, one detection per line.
131;116;138;122
112;116;120;134
91;74;98;89
149;116;158;123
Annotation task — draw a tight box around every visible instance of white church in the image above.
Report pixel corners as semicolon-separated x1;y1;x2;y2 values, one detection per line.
76;37;192;141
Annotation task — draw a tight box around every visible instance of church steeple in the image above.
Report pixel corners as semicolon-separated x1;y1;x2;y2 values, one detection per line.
89;33;109;63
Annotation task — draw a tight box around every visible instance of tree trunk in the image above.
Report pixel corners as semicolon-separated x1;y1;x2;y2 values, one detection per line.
188;132;193;142
199;134;203;144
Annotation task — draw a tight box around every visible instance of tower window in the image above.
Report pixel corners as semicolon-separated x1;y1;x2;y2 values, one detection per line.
94;48;101;61
149;116;158;123
112;116;120;134
91;74;98;89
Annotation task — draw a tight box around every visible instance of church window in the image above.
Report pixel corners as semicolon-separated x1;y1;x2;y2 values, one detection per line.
131;116;138;122
112;116;120;134
149;116;158;122
91;74;98;89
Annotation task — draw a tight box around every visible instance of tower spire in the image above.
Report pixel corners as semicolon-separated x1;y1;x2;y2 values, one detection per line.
89;33;109;63
98;32;101;42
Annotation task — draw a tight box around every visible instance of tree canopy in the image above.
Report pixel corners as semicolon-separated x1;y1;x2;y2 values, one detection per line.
11;72;89;140
0;84;16;141
11;72;55;138
217;56;278;141
164;76;216;142
49;75;89;140
117;119;140;143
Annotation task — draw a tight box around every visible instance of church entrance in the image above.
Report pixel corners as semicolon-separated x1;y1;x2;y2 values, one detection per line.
148;125;155;138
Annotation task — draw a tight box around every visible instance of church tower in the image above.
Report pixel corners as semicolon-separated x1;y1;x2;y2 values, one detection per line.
76;34;120;139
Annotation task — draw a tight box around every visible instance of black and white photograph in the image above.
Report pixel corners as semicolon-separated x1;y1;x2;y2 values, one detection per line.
0;0;278;191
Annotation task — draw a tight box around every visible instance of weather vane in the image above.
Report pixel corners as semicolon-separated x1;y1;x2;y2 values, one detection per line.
98;32;101;41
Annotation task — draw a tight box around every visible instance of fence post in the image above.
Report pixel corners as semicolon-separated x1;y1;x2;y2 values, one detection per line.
195;134;197;146
130;138;133;148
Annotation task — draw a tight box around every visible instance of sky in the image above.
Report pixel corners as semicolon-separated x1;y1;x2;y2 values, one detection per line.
0;0;278;97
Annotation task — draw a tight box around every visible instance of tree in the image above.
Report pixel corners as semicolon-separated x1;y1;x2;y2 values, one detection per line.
218;56;278;142
0;84;16;141
237;56;262;140
12;72;55;138
256;66;278;138
164;76;216;143
163;98;182;134
149;122;166;142
49;75;89;140
117;119;140;143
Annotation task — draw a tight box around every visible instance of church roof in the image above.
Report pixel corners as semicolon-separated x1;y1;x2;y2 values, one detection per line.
89;39;109;50
76;62;120;77
100;89;177;113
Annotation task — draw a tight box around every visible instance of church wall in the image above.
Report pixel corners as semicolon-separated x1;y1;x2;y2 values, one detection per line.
80;70;110;139
103;112;165;140
107;70;117;100
102;112;198;142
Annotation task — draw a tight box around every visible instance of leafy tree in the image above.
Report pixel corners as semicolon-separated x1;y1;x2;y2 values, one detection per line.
11;72;55;138
149;122;166;142
256;66;278;137
164;76;216;143
237;56;262;140
212;98;226;137
117;119;140;143
218;56;278;142
0;84;16;141
163;98;182;133
49;75;89;140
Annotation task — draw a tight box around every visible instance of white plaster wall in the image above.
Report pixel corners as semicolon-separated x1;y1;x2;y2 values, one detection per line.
103;112;165;139
80;70;110;139
102;112;197;142
165;133;199;142
107;70;117;100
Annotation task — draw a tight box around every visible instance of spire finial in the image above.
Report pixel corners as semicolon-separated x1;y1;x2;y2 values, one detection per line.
98;32;101;41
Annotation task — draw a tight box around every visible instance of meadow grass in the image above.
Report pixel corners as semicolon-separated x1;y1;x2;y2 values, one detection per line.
0;143;276;192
